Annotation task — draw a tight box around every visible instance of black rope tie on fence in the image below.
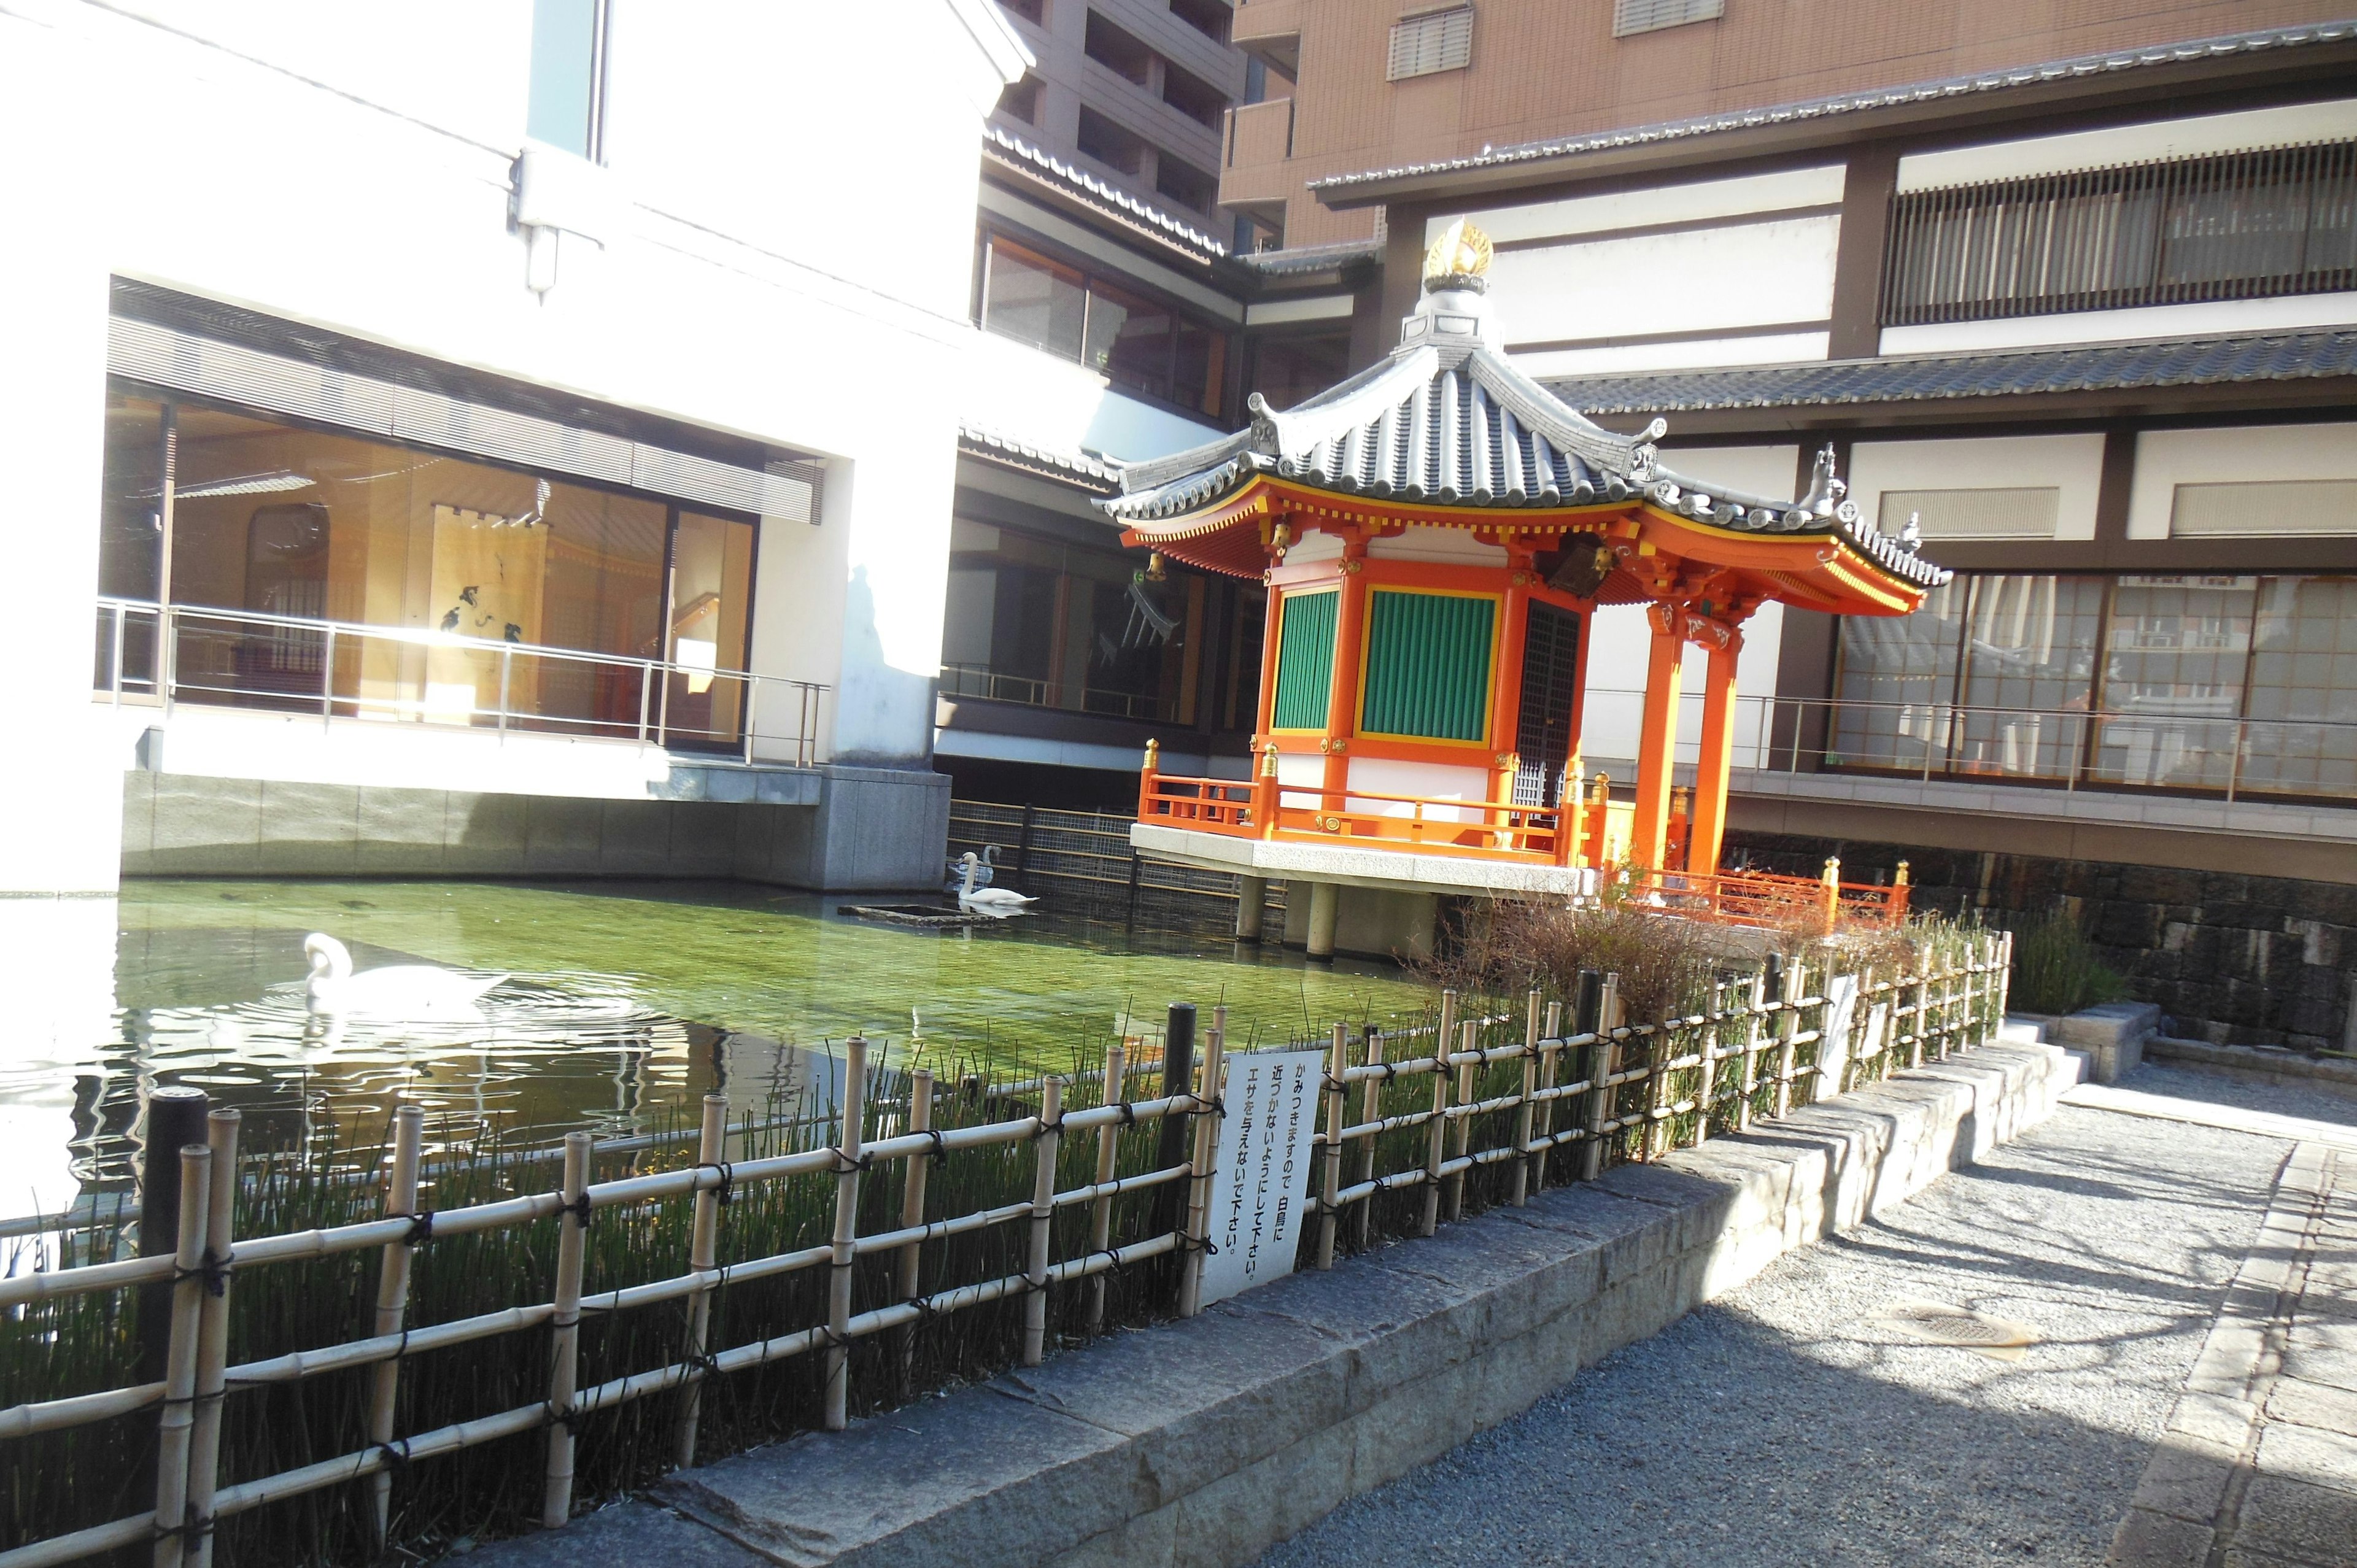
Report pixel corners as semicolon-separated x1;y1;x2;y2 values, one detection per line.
1112;1099;1137;1128
697;1161;735;1206
815;1323;856;1353
173;1249;233;1299
1091;1246;1128;1279
832;1149;875;1174
919;1127;949;1167
557;1192;594;1227
1028;1116;1063;1143
373;1439;412;1478
1176;1234;1220;1257
902;1293;940;1327
1376;1061;1400;1084
545;1402;586;1437
152;1513;215;1545
400;1210;435;1246
685;1350;723;1381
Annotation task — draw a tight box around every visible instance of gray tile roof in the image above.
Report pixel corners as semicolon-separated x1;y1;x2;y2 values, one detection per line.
1099;293;1948;589
983;127;1228;262
1539;328;2357;414
958;425;1124;493
1311;19;2357;196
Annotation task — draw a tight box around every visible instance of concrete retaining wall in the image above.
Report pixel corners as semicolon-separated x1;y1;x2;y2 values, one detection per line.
478;1037;2078;1568
121;765;951;891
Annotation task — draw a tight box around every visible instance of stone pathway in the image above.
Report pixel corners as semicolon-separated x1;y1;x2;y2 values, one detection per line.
2107;1140;2356;1567
1256;1065;2357;1568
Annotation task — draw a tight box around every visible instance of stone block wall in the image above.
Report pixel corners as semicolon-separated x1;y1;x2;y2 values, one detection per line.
1724;829;2357;1053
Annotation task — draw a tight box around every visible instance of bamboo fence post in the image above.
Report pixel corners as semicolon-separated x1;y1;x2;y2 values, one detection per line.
1954;944;1976;1059
1443;1017;1476;1222
1644;999;1672;1161
150;1141;212;1568
182;1110;239;1568
1315;1024;1345;1269
1531;1000;1562;1195
1023;1076;1064;1367
1511;990;1539;1206
1085;1049;1123;1332
1773;958;1802;1119
1178;1011;1226;1318
541;1131;591;1529
1578;971;1611;1183
1691;980;1720;1149
366;1105;424;1542
824;1036;868;1429
1353;1025;1382;1251
1420;1024;1455;1237
1908;960;1930;1069
897;1068;934;1376
1997;929;2014;1024
1736;969;1766;1133
675;1092;727;1469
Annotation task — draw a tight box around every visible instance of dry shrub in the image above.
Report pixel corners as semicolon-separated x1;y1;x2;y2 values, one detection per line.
1422;897;1717;1024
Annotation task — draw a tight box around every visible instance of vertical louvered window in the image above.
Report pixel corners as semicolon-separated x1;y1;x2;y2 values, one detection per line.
1882;139;2357;326
1271;588;1338;730
1612;0;1723;39
1360;590;1495;742
1387;7;1473;81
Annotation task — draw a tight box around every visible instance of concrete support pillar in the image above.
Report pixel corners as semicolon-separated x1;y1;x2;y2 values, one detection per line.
1306;881;1339;959
1236;875;1267;941
1630;606;1684;871
1687;637;1741;876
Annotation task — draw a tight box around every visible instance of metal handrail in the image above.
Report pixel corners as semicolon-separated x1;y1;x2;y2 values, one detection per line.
93;598;830;767
1576;686;2357;806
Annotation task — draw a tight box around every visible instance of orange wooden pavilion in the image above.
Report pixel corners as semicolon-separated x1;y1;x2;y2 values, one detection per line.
1099;223;1947;957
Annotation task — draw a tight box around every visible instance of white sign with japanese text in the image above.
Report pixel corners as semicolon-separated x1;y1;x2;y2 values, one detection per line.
1199;1049;1326;1307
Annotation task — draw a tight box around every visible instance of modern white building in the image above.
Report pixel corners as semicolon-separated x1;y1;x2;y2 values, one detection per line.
0;0;1077;898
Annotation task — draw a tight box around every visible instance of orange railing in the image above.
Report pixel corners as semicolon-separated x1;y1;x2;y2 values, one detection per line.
1136;752;1909;929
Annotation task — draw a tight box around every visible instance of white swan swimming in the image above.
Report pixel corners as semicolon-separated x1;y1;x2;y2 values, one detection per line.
303;933;508;1018
944;843;1000;895
955;852;1037;916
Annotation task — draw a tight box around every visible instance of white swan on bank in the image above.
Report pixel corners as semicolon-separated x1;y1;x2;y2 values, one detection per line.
956;852;1037;916
303;933;508;1018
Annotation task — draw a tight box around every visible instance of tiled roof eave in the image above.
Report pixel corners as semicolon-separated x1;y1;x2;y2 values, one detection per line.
1539;328;2357;415
1310;20;2357;196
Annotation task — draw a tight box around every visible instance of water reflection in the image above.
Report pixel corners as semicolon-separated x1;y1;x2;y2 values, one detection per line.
1;879;1430;1222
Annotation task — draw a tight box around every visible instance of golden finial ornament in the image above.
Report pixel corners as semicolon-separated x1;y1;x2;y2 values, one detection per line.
1420;218;1493;287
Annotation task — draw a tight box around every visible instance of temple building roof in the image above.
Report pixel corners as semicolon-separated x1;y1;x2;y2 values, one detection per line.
1099;224;1948;604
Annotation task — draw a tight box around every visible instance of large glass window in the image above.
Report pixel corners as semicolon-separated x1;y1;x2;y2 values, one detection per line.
1883;139;2357;326
1830;572;2357;801
2092;576;2254;790
940;518;1204;723
978;233;1232;419
96;389;755;751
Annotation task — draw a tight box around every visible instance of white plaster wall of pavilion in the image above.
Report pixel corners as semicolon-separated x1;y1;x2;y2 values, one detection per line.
0;0;1027;894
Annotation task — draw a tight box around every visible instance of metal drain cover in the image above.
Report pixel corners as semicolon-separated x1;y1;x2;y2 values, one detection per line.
1865;1298;2040;1361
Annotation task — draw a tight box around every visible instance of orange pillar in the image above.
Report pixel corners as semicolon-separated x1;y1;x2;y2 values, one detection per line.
1322;554;1369;806
1630;604;1684;871
1686;636;1741;875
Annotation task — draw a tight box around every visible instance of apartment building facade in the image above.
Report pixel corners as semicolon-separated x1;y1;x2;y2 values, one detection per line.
1206;1;2357;1045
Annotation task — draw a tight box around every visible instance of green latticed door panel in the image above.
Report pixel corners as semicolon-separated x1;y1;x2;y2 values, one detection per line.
1271;589;1337;730
1360;589;1495;742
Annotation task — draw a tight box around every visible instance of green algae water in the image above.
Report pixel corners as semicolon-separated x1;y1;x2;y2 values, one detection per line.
2;879;1433;1216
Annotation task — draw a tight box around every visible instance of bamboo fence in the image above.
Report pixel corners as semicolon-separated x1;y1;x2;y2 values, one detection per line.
0;935;2010;1567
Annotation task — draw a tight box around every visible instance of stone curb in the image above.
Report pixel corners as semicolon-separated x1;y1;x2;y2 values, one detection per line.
2144;1036;2357;1104
469;1041;2078;1568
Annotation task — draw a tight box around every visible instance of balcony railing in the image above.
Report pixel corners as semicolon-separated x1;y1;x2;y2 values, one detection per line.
939;662;1171;722
1573;688;2357;807
1134;761;1910;926
93;598;829;767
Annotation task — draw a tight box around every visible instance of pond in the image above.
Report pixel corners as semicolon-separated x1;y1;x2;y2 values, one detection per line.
0;879;1436;1221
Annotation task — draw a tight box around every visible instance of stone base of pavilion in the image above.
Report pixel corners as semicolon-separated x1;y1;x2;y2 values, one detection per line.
1131;822;1602;961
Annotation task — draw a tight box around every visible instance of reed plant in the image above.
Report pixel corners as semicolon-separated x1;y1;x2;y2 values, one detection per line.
1;1036;1185;1565
2007;908;2128;1016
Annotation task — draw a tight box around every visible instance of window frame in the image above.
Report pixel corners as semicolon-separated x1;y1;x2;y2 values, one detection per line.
973;225;1236;423
527;0;612;164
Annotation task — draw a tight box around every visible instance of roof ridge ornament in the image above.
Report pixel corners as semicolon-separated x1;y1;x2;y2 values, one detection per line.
1422;218;1494;293
1798;443;1851;518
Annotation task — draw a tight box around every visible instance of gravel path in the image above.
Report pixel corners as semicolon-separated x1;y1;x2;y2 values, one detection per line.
1256;1065;2319;1568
